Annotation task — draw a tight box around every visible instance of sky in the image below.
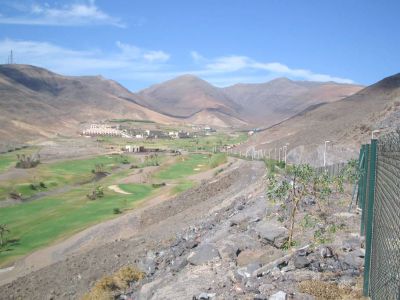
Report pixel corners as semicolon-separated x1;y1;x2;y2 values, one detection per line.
0;0;399;91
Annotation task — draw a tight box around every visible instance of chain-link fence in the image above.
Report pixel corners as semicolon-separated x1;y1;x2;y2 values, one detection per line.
314;162;346;177
359;132;400;299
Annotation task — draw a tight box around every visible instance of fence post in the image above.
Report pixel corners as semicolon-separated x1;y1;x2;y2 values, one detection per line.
363;139;377;296
360;144;370;236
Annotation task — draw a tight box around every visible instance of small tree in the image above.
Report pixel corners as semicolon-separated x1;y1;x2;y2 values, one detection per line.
0;224;10;247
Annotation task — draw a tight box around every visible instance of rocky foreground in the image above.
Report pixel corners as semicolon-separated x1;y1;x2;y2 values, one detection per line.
0;160;364;299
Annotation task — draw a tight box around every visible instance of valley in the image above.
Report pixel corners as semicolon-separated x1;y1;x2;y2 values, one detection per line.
0;64;399;300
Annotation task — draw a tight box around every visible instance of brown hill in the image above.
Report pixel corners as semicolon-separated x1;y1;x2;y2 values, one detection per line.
244;73;400;165
223;78;363;126
137;75;245;124
138;75;362;127
0;64;175;143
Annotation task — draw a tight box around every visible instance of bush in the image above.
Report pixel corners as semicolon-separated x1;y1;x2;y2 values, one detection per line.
87;186;104;200
15;154;40;169
39;182;46;188
113;208;122;214
82;266;144;300
152;182;166;188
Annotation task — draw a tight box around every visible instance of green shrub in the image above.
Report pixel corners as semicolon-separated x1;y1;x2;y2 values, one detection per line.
113;208;122;214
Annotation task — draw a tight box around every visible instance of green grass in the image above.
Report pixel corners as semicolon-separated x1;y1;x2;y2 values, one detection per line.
118;184;153;195
0;154;136;200
0;150;229;266
171;181;194;194
0;147;38;173
0;181;153;266
155;154;208;180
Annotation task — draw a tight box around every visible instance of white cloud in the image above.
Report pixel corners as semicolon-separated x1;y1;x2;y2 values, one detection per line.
143;51;170;63
0;1;125;27
190;52;355;84
0;38;355;91
190;51;205;63
0;39;170;76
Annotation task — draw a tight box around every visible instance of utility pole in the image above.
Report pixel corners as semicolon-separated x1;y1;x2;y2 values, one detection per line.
323;140;330;167
283;143;289;166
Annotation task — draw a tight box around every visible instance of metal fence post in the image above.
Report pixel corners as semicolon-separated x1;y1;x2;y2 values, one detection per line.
363;139;377;296
360;144;370;236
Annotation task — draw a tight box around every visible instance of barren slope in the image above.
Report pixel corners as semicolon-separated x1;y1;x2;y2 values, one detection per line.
244;73;400;165
0;64;175;143
223;78;363;126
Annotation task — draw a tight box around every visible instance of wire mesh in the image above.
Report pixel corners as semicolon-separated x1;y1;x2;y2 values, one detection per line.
368;131;400;300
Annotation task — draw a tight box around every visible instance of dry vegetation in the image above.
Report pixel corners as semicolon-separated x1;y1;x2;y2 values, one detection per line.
81;266;144;300
298;279;365;300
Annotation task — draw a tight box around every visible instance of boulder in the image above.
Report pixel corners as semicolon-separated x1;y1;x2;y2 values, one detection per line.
187;244;220;265
236;262;261;280
342;252;364;269
254;222;289;248
342;237;361;252
269;291;287;300
194;292;216;300
293;256;310;269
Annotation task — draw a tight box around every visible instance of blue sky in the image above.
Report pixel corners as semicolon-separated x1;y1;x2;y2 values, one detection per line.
0;0;399;91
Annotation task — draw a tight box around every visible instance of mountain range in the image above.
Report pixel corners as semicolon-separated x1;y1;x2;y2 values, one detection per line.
244;73;400;165
0;63;385;147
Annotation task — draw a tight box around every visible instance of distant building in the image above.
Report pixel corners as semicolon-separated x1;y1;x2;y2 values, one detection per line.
125;145;144;153
178;131;191;139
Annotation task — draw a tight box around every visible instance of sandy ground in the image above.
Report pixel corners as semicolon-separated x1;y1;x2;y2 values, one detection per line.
108;185;131;194
0;157;239;289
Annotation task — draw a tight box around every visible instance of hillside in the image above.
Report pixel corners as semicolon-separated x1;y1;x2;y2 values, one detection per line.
0;64;175;143
137;74;246;125
0;64;364;144
138;75;362;127
244;73;400;165
223;78;363;125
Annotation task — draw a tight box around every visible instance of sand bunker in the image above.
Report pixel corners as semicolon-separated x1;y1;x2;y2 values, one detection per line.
108;185;131;195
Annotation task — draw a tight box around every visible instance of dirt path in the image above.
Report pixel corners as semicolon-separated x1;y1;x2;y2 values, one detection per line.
0;159;264;300
0;157;244;293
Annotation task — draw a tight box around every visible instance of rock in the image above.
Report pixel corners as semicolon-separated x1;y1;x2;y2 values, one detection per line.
194;292;216;300
352;248;365;258
342;252;363;269
218;241;240;261
318;246;334;258
342;237;361;252
253;253;292;277
170;256;188;272
293;256;310;269
187;244;220;265
296;245;311;256
269;291;287;300
258;283;275;294
254;295;268;300
254;222;289;248
245;277;262;293
308;261;322;272
237;262;261;280
237;249;264;266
